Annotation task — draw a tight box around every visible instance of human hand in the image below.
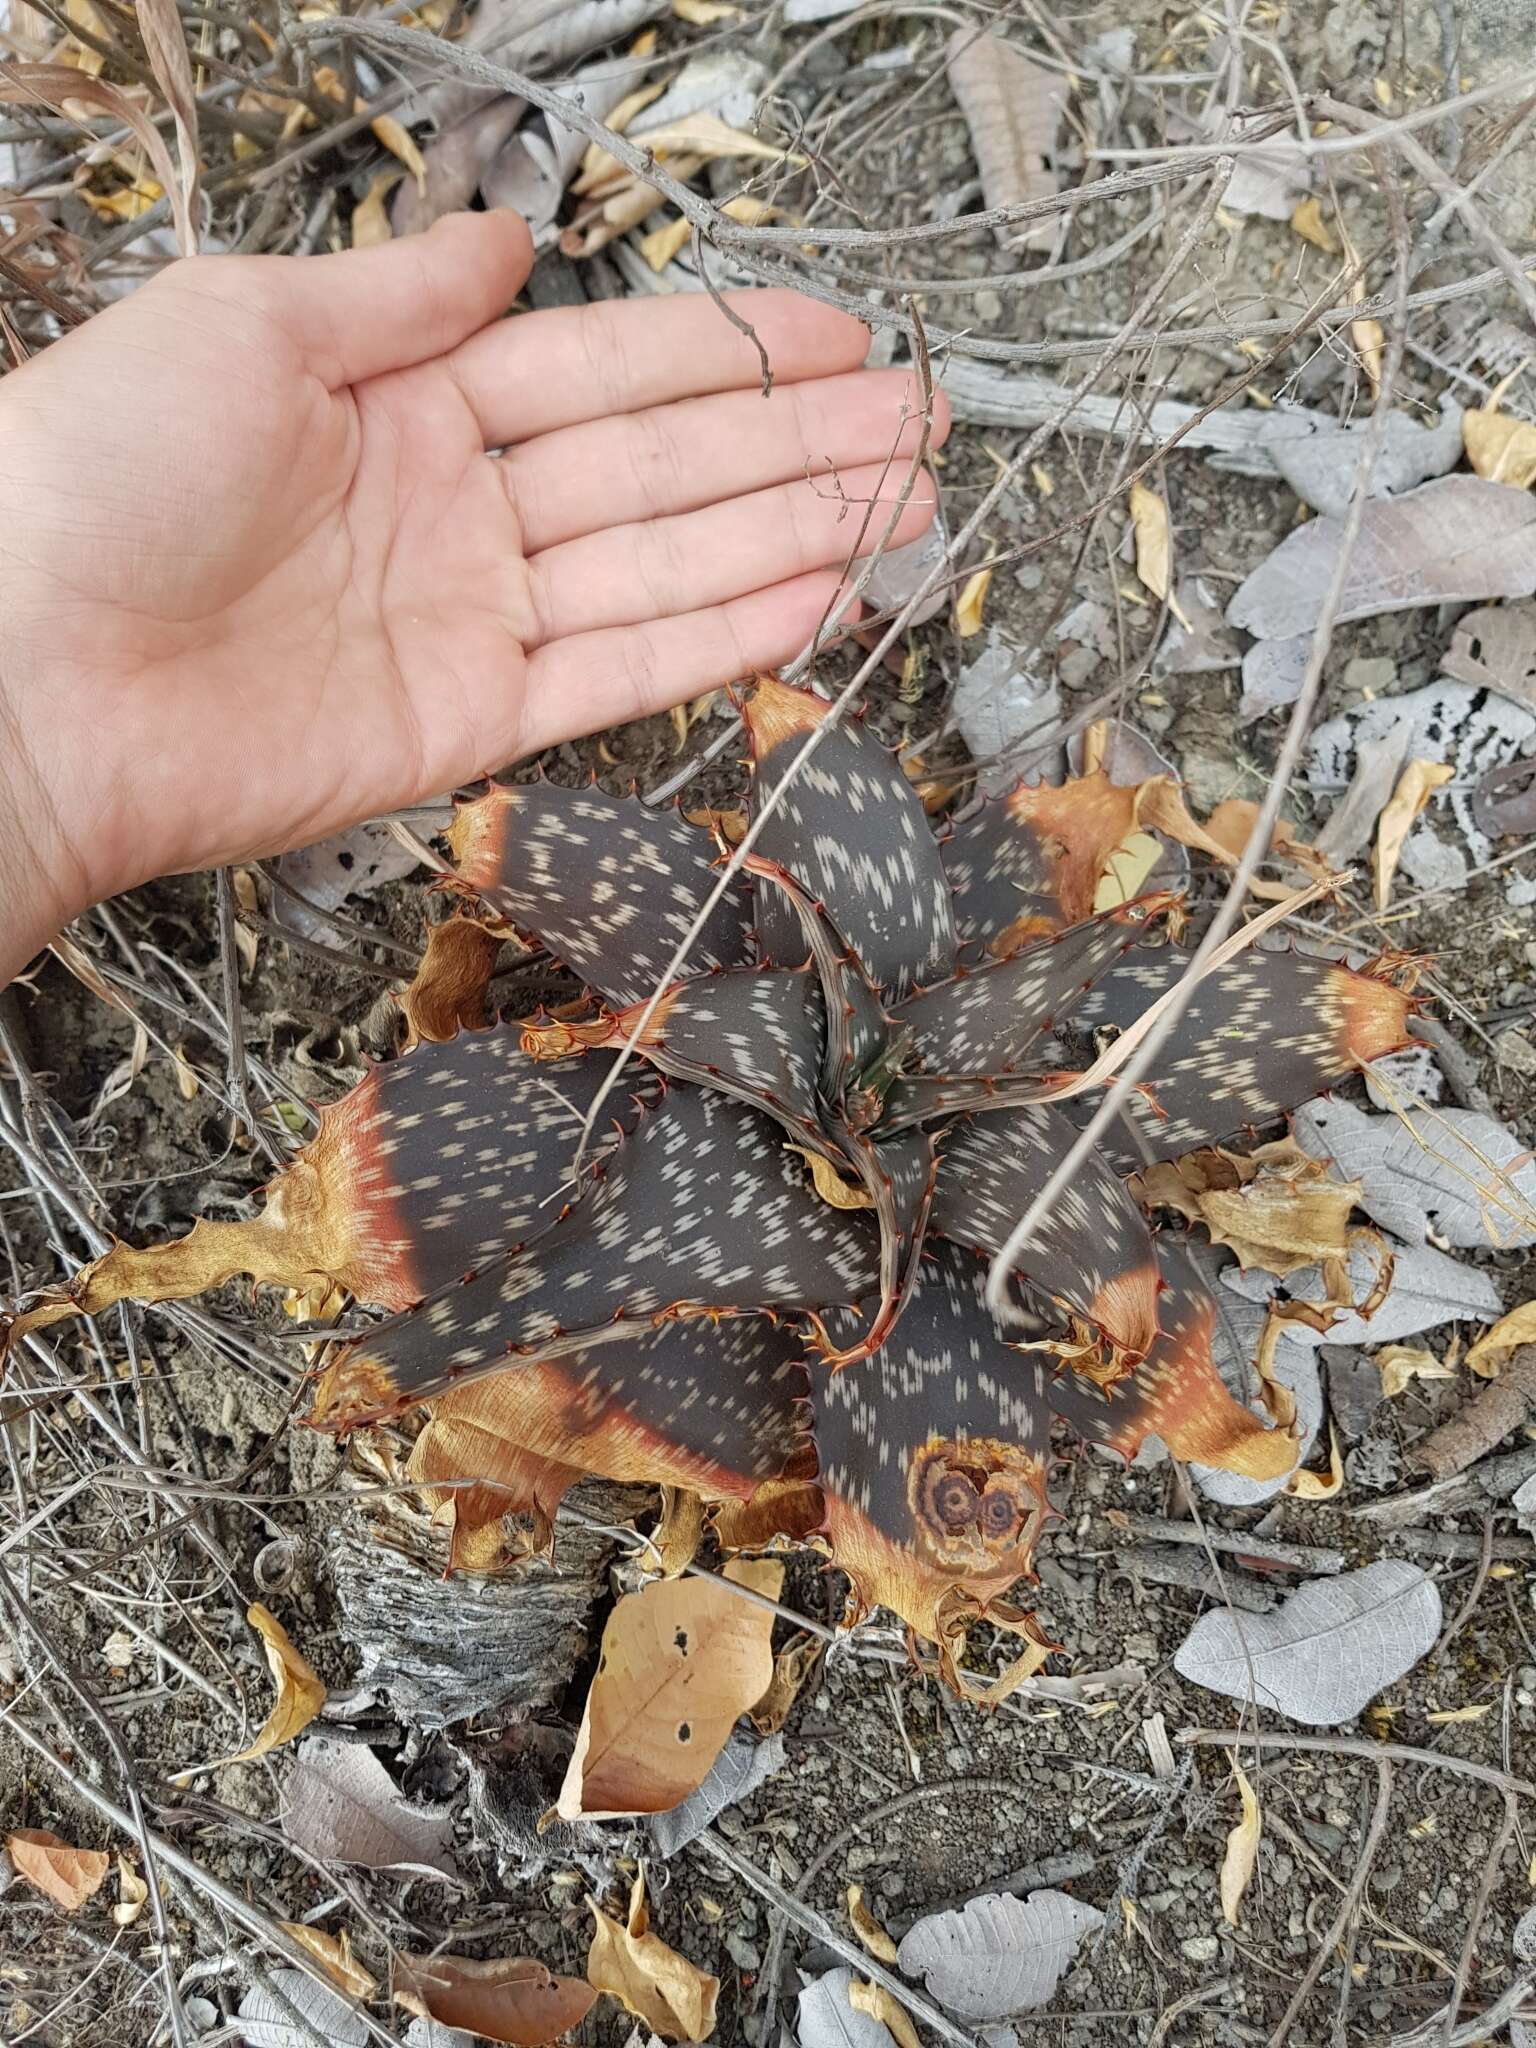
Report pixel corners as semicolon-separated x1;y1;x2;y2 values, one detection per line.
0;210;945;983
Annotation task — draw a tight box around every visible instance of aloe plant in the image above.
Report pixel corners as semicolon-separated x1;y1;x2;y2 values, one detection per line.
6;676;1412;1687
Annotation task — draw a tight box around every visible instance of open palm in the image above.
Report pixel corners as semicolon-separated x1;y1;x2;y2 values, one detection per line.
0;211;942;948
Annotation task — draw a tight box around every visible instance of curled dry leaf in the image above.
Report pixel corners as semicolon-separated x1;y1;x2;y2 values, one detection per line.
398;914;507;1048
397;1954;596;2047
1129;481;1178;614
847;1884;899;1964
6;1829;109;1911
1464;405;1536;490
956;562;994;638
556;1559;782;1821
1372;1343;1456;1398
279;1923;379;2000
587;1868;720;2043
1374;759;1453;909
750;1632;822;1734
1219;1765;1261;1926
1285;1420;1343;1499
0;60;191;255
798;1969;895;2048
944;29;1064;251
353;169;403;246
849;1980;919;2048
133;0;200;254
214;1602;325;1765
113;1854;149;1928
1466;1301;1536;1376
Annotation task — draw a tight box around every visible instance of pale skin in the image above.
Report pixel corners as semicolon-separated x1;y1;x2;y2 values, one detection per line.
0;208;947;987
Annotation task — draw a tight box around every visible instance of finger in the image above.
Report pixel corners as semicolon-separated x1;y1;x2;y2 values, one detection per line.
203;210;534;389
504;370;950;552
514;572;859;757
446;287;870;444
524;461;940;645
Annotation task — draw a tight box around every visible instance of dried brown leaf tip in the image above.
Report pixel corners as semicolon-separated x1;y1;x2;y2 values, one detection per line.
587;1867;720;2043
9;672;1420;1679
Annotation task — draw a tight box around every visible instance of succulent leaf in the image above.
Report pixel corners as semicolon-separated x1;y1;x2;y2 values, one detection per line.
811;1239;1052;1642
944;771;1142;952
1067;940;1414;1165
744;675;957;998
448;779;754;1004
0;1036;648;1347
311;1086;880;1428
816;1129;939;1366
930;1108;1160;1358
892;896;1174;1077
1043;1241;1296;1478
407;1317;811;1570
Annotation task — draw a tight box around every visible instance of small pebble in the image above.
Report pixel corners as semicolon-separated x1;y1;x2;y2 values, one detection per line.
1181;1935;1220;1964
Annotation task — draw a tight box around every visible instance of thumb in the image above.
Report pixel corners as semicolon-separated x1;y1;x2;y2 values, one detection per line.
229;208;534;390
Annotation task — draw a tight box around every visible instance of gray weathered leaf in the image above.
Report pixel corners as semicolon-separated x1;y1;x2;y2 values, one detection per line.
274;823;423;939
406;2023;475;2048
283;1738;462;1883
1156;577;1242;676
239;1973;367;2048
406;0;666;132
1362;1043;1444;1110
862;475;951;629
484;62;636;228
1312;722;1414;863
1511;1474;1536;1538
1307;679;1536;866
392;96;526;232
1200;107;1309;218
1256;404;1465;519
954;629;1061;794
1293;1097;1536;1250
1228;478;1536;641
1238;633;1310;721
1442;598;1536;708
632;52;766;132
798;1968;898;2048
1173;1560;1441;1724
649;1731;787;1856
1223;1237;1502;1346
945;31;1065;251
895;1891;1104;2020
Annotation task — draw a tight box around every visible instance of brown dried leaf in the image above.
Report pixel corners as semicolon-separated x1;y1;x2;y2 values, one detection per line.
1290;195;1338;252
6;1830;109;1912
133;0;200;254
1219;1766;1261;1925
1372;1343;1456;1398
557;1560;782;1820
278;1922;378;1999
788;1145;875;1211
849;1979;920;2048
113;1854;148;1927
648;1486;706;1578
1286;1421;1344;1499
1464;406;1536;490
1198;1165;1359;1279
218;1602;326;1764
956;563;993;638
847;1885;899;1965
352;168;402;246
0;60;190;253
944;29;1064;250
587;1868;720;2043
1129;481;1173;605
398;913;505;1047
750;1631;823;1734
1465;1300;1536;1376
397;1953;596;2046
1373;758;1454;909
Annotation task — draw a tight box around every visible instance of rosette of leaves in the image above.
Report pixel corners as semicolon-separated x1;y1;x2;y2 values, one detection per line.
5;678;1414;1686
